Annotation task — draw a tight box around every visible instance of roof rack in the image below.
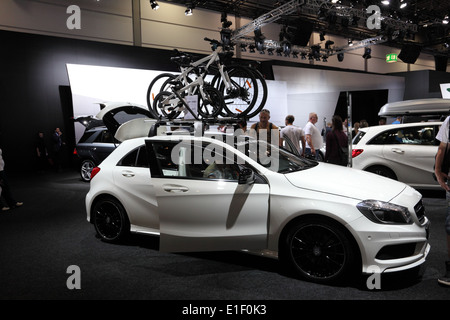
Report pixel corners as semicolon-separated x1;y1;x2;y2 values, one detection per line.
148;116;248;137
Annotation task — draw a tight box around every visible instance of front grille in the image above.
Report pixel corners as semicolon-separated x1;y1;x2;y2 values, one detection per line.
414;199;426;224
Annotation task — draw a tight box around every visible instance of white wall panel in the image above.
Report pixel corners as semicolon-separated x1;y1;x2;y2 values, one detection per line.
0;0;133;44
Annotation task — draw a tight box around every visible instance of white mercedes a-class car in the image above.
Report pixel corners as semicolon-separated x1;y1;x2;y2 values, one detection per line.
85;103;430;285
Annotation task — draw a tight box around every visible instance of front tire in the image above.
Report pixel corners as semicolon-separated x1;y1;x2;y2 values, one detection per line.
280;218;355;284
93;197;130;243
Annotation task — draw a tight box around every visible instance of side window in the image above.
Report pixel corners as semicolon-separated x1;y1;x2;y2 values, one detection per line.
117;146;148;168
151;141;239;181
368;131;389;145
101;130;115;143
374;126;437;145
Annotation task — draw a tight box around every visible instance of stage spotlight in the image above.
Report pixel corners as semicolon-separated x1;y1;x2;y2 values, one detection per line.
150;0;159;10
363;47;372;59
320;32;326;41
300;52;307;60
267;48;274;55
311;45;321;60
337;52;344;62
185;7;193;16
282;41;291;57
240;44;247;52
325;40;334;50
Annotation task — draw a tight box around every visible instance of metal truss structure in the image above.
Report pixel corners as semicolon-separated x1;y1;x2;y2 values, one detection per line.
229;0;416;60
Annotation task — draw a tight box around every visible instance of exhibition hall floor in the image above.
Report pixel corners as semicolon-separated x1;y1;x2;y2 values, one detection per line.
1;170;449;303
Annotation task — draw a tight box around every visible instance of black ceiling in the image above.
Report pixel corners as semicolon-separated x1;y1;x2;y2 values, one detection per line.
159;0;450;57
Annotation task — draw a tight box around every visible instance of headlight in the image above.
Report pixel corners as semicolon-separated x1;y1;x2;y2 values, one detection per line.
357;200;412;224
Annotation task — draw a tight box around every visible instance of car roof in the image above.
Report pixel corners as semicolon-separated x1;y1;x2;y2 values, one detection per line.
359;121;442;134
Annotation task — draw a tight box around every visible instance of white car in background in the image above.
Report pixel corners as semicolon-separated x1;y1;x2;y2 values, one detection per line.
352;122;442;190
85;103;431;285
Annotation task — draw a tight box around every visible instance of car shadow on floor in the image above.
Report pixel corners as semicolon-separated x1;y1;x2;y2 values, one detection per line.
102;232;424;291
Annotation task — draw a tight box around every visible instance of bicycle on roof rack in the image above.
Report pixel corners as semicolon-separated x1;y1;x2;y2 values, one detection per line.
147;35;267;119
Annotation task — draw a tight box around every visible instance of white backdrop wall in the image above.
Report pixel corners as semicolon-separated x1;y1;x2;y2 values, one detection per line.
273;65;405;131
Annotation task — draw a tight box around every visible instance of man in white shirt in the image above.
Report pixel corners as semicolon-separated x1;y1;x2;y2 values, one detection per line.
435;115;450;287
280;115;305;156
304;112;323;160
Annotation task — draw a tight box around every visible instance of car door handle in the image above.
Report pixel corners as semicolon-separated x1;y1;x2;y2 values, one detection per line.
121;170;135;177
391;148;404;154
163;184;189;192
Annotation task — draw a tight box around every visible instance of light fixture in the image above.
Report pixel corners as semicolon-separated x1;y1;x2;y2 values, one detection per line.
337;52;344;62
267;48;274;55
381;0;389;5
348;38;353;46
300;52;307;60
185;7;193;16
443;15;449;25
399;0;407;9
363;47;372;59
325;40;334;50
320;31;326;41
150;0;159;10
311;45;321;60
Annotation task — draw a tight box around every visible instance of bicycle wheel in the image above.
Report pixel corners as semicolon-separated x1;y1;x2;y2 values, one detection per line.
244;68;268;119
146;73;176;109
152;90;182;119
216;66;258;118
197;86;225;119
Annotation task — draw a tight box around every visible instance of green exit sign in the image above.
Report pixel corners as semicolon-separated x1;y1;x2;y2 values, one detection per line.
386;53;398;63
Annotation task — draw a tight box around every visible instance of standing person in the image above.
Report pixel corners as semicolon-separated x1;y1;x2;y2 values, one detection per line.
392;116;402;124
304;112;323;160
250;109;281;146
325;115;348;166
234;119;248;135
351;122;360;138
434;115;450;287
280;115;305;156
0;148;23;211
360;119;369;128
52;127;66;172
35;131;49;172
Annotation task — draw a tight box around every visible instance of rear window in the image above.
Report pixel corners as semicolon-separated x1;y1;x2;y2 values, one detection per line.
78;130;96;143
352;131;366;145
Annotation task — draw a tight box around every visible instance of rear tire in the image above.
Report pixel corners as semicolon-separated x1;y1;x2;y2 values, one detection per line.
93;197;130;243
80;159;95;182
366;165;397;180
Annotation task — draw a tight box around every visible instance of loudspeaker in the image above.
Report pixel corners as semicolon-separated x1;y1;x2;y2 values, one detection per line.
435;55;448;72
285;20;313;46
398;44;421;64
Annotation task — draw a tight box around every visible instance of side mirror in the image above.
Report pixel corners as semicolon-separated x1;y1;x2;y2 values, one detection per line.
238;167;255;185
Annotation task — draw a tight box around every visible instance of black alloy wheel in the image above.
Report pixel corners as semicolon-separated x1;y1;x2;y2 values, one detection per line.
281;218;355;284
93;197;129;243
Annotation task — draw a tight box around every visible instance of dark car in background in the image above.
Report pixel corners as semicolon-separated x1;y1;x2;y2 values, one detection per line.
73;102;157;181
73;125;119;182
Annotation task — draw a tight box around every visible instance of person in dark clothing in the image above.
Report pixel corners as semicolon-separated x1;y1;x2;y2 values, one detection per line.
0;148;23;211
325;115;348;166
52;127;66;172
35;131;49;172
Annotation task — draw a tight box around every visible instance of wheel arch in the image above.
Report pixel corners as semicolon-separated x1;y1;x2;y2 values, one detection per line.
278;213;362;270
364;164;398;180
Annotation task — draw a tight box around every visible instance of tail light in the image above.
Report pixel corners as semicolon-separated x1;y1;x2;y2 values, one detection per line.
73;148;77;155
352;149;364;158
90;167;101;180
